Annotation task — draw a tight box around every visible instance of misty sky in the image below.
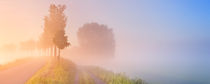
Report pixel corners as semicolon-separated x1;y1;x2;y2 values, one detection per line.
1;0;209;65
0;0;209;45
0;0;210;83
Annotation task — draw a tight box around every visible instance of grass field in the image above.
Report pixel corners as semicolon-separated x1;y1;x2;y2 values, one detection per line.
86;66;145;84
25;58;76;84
78;70;95;84
25;58;144;84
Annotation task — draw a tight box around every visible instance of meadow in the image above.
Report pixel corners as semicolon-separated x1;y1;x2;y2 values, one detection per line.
26;58;76;84
25;58;144;84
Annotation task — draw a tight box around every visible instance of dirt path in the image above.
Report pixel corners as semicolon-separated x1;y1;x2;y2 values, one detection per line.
74;66;106;84
87;71;106;84
74;66;79;84
0;57;46;84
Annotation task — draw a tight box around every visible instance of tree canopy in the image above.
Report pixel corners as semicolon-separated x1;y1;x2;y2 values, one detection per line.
77;23;115;57
40;4;70;58
53;30;70;50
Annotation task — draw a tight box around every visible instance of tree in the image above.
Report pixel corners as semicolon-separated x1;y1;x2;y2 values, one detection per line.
53;30;70;59
42;4;68;58
38;33;51;56
77;23;115;57
20;39;36;56
0;43;17;53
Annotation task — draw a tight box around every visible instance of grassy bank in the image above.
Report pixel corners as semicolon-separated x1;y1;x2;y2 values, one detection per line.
26;58;144;84
25;58;95;84
78;70;95;84
25;58;76;84
86;66;145;84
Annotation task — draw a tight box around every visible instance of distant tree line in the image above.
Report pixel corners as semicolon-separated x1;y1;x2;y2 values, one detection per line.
16;4;70;59
39;4;70;59
75;23;115;58
0;4;116;60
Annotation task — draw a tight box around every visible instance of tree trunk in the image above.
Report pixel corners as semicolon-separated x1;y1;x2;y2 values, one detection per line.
45;48;47;56
39;49;41;56
47;48;50;56
54;45;57;58
50;46;53;57
40;49;43;56
58;48;60;60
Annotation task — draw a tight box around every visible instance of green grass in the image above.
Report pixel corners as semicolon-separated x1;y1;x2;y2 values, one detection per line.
25;59;95;84
78;70;95;84
25;58;145;84
25;58;76;84
86;66;145;84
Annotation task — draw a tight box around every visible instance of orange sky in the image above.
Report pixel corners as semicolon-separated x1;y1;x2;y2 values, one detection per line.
0;0;78;46
1;1;210;83
0;1;44;45
0;0;120;47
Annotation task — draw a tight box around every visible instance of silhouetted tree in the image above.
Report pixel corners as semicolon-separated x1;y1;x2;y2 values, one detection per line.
42;4;69;59
0;43;17;53
20;39;36;56
38;33;51;56
77;23;115;57
53;30;70;59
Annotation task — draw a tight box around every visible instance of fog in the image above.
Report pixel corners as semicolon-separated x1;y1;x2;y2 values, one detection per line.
64;34;210;84
60;21;210;84
110;39;210;84
0;0;210;84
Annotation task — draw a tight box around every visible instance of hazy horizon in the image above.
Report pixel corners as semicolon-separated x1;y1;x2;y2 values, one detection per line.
0;0;210;84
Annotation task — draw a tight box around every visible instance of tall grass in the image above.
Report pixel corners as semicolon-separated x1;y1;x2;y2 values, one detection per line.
86;66;145;84
25;59;145;84
78;70;95;84
25;58;76;84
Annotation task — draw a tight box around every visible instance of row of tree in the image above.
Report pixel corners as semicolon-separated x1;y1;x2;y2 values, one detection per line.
38;4;70;59
0;4;116;60
11;4;70;59
77;23;115;57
